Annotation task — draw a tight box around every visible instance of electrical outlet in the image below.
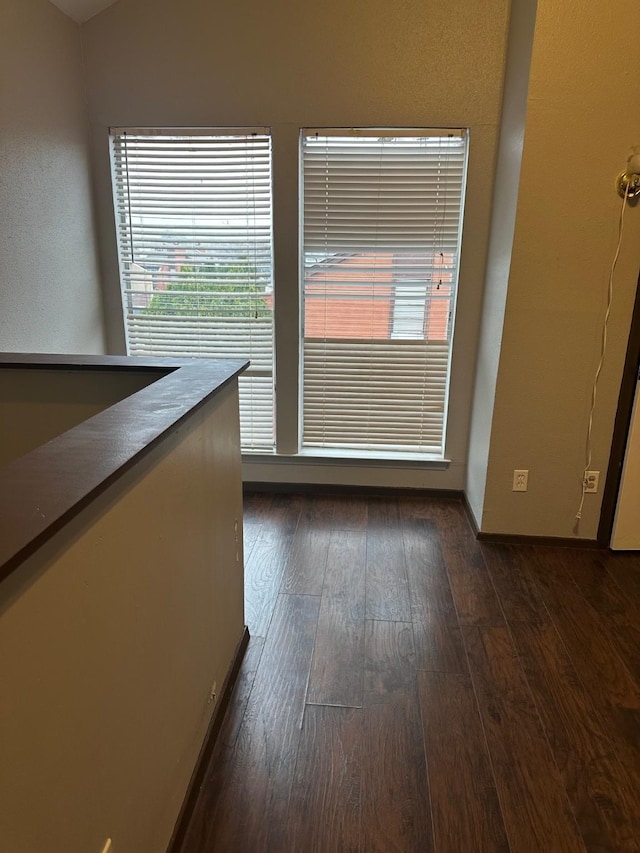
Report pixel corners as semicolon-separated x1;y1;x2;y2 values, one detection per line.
583;470;600;493
512;469;528;492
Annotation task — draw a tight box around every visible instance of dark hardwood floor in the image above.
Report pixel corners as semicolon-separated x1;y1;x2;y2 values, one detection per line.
180;493;640;853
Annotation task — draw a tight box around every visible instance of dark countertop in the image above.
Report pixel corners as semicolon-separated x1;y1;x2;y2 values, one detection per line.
0;354;248;583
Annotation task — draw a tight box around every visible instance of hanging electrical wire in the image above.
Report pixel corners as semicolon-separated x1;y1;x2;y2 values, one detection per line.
575;186;629;521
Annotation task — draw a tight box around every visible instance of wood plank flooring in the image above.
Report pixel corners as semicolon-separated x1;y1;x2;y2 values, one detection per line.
181;493;640;853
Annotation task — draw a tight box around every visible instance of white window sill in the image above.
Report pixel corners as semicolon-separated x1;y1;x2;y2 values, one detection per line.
241;448;450;469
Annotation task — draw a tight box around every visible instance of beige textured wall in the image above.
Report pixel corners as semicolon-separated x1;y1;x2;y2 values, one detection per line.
479;0;640;538
0;368;157;467
466;0;537;523
81;0;511;490
0;382;245;853
0;0;105;354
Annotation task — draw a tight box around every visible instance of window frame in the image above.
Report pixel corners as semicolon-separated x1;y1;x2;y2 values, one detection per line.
107;125;468;464
109;126;275;451
298;127;469;460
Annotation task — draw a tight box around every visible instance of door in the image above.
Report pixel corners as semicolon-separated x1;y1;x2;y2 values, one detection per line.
611;373;640;549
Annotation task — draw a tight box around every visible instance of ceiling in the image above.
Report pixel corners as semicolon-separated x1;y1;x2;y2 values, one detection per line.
49;0;119;23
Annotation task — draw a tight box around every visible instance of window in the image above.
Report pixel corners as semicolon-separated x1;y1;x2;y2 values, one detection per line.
110;126;467;461
301;129;467;456
110;128;274;450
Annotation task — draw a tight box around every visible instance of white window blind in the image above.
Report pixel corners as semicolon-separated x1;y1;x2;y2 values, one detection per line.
301;129;467;456
110;128;274;450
